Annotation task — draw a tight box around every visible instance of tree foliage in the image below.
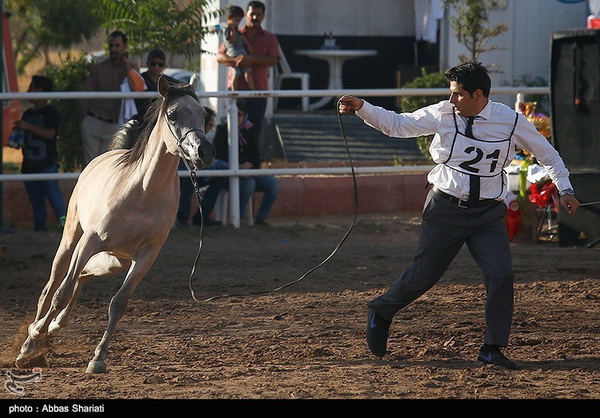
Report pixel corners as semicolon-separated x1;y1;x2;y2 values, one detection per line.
46;53;93;172
94;0;221;64
444;0;507;67
6;0;102;74
399;68;449;162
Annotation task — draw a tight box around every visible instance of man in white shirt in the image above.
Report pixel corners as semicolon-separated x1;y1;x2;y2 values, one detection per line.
339;61;580;370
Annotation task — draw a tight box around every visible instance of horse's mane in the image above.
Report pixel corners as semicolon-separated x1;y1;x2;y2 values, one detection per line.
116;83;198;166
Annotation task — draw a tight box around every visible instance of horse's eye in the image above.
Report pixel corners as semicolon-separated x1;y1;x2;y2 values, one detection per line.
167;109;177;122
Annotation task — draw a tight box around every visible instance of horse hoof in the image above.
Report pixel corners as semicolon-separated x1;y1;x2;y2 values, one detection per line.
86;360;107;374
16;337;39;365
15;338;47;368
47;322;62;338
14;354;27;368
15;353;47;368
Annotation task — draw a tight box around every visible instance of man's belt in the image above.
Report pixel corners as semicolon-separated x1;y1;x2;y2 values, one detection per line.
88;112;117;124
433;188;500;208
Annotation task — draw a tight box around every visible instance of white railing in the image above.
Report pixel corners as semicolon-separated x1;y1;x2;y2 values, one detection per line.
1;87;549;227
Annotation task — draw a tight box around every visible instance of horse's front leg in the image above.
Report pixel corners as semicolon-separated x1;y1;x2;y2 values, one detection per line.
86;249;159;374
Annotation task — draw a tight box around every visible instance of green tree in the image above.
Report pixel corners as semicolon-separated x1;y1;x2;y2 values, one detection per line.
444;0;507;67
399;68;448;162
7;0;102;74
46;52;93;172
94;0;221;65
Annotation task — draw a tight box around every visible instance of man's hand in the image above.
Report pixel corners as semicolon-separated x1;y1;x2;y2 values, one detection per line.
235;55;253;68
121;53;133;71
560;194;580;216
338;95;364;114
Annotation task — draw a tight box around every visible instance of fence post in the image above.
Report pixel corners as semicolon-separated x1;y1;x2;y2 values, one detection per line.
227;99;240;228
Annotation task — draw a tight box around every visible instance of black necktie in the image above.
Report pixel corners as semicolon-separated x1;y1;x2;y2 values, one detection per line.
465;116;480;204
465;116;475;138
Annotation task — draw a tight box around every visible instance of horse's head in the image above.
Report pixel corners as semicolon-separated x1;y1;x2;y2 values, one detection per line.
158;75;215;170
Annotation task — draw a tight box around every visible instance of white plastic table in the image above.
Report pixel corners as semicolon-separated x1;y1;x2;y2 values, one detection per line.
295;48;377;110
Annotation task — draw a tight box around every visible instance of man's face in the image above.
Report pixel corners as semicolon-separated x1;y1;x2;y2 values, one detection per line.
449;81;482;117
205;115;216;133
27;82;40;103
147;57;166;77
108;36;127;61
246;6;264;27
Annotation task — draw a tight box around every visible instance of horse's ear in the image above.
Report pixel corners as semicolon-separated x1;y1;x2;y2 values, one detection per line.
158;74;170;98
189;72;198;91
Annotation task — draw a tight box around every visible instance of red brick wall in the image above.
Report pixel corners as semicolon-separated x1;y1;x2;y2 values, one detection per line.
264;173;429;218
2;173;429;230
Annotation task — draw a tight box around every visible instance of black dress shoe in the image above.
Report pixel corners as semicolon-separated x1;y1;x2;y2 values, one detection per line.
476;345;517;370
366;308;391;358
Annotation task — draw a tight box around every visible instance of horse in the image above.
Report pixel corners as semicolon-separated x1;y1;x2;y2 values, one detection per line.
15;75;214;374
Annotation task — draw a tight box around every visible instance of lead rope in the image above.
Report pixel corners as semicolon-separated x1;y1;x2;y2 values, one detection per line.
189;97;357;302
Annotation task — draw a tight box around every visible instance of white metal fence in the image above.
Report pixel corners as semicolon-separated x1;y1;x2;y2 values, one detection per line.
1;87;549;227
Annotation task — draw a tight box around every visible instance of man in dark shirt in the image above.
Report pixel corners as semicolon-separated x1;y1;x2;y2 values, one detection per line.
15;75;67;231
135;48;180;123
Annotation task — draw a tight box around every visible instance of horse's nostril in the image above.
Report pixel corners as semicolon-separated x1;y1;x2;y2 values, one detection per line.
197;141;215;160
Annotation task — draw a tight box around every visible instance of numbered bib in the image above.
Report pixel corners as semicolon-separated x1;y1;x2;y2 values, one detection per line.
444;112;518;178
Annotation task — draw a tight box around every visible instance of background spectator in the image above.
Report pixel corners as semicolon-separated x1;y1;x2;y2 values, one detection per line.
208;99;280;226
14;75;67;231
216;1;279;139
79;31;145;165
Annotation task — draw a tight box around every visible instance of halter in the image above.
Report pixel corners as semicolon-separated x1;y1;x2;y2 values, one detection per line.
164;110;208;170
163;111;211;229
186;97;359;303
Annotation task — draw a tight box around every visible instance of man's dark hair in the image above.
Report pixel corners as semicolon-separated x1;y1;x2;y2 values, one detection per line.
227;5;245;18
204;106;216;122
444;61;491;98
109;30;128;45
31;75;53;92
247;1;266;12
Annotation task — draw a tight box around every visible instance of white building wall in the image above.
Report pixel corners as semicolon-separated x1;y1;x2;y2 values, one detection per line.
201;0;592;111
442;0;590;90
267;0;415;36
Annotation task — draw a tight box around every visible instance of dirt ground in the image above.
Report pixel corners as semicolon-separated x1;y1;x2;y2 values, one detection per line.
1;213;599;403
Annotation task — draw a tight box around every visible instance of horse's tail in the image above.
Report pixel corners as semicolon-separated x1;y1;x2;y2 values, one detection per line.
110;119;141;150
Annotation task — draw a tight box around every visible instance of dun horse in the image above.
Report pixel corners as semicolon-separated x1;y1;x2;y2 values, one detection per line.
16;75;214;373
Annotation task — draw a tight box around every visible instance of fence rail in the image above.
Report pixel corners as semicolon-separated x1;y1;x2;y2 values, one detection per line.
1;87;549;227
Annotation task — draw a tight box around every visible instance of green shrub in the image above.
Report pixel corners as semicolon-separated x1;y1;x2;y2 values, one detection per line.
46;52;93;172
399;68;448;161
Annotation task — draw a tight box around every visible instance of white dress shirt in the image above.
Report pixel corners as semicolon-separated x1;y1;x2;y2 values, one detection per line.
356;99;573;201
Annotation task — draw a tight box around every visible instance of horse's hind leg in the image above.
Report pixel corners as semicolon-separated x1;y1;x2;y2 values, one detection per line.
17;232;99;367
48;253;131;337
15;225;82;366
31;227;82;325
86;248;160;374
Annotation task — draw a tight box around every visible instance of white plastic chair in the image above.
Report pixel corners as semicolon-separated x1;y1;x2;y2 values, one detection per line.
274;45;310;111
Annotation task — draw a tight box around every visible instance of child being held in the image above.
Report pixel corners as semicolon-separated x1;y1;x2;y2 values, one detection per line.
223;5;255;90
